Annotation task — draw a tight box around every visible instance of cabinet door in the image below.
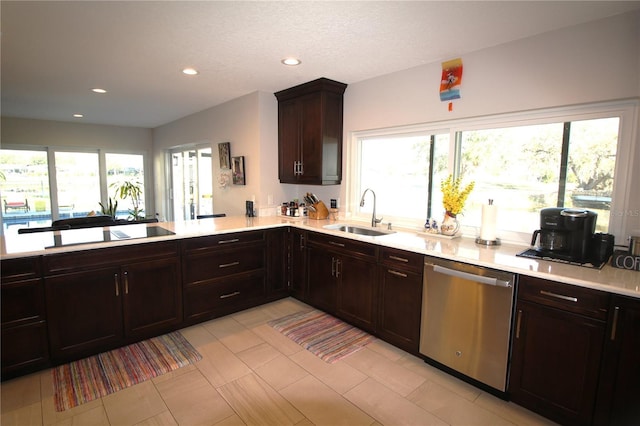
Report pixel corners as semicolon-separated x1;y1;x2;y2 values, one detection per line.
267;228;288;299
123;257;182;339
337;254;377;332
509;300;605;425
307;245;337;313
289;229;307;300
377;266;423;353
297;92;323;184
45;267;123;361
595;296;640;425
278;98;301;183
1;321;49;378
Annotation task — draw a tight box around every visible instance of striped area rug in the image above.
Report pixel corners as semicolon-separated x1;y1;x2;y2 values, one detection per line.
268;310;375;363
53;331;201;411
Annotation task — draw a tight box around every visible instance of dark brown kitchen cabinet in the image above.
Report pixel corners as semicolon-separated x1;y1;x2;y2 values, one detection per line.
288;228;307;301
266;228;289;300
594;295;640;425
275;78;347;185
377;248;423;354
306;232;378;332
1;256;49;379
509;276;609;426
44;241;182;363
182;231;267;323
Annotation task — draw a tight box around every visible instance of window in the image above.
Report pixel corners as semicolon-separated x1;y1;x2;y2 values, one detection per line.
1;148;147;231
55;151;100;217
106;153;145;219
0;149;50;228
351;101;636;242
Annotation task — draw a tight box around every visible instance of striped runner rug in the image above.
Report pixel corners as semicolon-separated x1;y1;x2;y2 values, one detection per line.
268;310;375;363
52;331;201;411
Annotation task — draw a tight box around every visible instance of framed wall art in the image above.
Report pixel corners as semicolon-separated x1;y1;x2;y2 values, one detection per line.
218;142;231;169
232;156;245;185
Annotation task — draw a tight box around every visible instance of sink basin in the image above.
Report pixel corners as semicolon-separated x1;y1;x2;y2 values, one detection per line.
323;224;395;237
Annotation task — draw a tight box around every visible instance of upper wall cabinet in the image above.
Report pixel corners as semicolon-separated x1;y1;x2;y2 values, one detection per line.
275;78;347;185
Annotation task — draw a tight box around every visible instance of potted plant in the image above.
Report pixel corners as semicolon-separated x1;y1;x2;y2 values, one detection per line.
113;180;144;221
98;197;118;219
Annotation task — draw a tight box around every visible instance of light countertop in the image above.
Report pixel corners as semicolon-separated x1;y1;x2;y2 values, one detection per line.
2;215;638;298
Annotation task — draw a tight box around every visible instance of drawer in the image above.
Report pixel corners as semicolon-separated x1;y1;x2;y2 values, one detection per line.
1;278;45;327
44;241;178;275
380;247;424;272
183;246;265;285
307;232;377;258
182;231;265;253
1;256;42;282
518;275;610;321
184;271;266;320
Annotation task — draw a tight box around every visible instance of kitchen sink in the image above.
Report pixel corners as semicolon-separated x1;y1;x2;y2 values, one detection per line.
323;224;396;237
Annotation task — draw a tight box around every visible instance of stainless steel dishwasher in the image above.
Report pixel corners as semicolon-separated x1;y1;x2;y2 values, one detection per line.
420;256;516;393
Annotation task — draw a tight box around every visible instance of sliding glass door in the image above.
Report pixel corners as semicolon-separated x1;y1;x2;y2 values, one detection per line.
170;146;212;221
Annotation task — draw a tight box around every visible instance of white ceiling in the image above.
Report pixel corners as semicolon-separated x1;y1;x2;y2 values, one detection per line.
2;1;640;128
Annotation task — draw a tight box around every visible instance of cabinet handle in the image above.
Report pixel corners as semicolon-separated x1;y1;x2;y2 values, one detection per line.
540;290;578;303
388;269;407;278
300;234;305;250
114;273;119;297
123;271;129;294
515;309;523;339
220;291;240;299
329;241;345;248
219;261;240;268
299;161;303;175
389;255;409;263
218;238;240;244
331;257;336;277
610;306;620;341
335;259;341;278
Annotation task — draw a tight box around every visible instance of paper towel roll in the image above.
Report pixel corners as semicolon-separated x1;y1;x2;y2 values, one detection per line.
480;203;498;241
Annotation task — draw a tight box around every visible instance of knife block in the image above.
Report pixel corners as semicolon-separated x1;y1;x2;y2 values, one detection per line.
308;201;329;220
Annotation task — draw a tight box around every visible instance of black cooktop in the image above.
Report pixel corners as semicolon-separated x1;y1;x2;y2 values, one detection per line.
46;225;175;249
516;248;605;269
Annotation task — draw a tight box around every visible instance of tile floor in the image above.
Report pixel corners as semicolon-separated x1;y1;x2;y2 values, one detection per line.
1;298;557;426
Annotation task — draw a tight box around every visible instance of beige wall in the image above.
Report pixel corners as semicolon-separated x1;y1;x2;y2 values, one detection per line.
341;11;640;238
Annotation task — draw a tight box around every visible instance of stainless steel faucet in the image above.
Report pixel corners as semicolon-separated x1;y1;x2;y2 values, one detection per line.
359;188;382;227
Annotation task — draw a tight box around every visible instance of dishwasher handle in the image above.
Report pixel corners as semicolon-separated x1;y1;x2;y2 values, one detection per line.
431;264;512;288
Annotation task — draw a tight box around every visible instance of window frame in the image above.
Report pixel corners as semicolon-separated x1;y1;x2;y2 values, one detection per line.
0;144;150;223
347;100;638;244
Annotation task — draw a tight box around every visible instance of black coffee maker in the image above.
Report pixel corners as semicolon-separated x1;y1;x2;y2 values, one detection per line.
531;207;597;262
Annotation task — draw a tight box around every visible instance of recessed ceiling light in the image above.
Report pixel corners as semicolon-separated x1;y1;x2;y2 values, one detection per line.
281;58;301;66
73;114;84;118
182;68;199;75
91;88;107;94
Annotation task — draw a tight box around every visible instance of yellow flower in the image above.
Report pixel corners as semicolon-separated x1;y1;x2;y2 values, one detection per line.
441;174;475;216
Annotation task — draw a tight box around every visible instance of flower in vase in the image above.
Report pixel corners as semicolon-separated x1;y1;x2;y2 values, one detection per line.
441;174;475;216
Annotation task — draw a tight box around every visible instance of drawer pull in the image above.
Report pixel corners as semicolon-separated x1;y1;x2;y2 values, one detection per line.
329;241;345;247
123;271;129;294
388;269;407;278
515;310;523;339
114;273;119;297
218;238;240;244
389;255;409;263
611;306;620;341
220;291;240;299
219;261;240;268
540;290;577;303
